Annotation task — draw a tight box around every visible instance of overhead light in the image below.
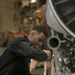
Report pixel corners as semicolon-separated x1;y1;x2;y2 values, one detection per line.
30;0;37;4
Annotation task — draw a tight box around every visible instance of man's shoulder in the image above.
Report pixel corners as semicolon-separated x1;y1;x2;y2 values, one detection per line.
13;36;27;42
9;36;27;48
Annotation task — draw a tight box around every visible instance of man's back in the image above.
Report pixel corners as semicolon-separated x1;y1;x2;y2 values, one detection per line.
0;36;30;75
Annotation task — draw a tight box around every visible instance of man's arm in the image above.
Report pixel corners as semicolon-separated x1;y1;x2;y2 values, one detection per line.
30;59;39;73
30;42;52;74
8;40;51;61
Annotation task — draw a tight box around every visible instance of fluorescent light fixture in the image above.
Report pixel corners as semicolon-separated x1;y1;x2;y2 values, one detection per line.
30;0;37;3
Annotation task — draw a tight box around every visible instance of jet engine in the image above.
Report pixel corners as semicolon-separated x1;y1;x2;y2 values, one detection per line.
46;0;75;75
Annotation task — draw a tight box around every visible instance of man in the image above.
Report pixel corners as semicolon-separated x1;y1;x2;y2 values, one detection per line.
30;1;52;75
0;26;51;75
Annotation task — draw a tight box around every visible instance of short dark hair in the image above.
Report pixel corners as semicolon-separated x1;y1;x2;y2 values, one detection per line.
32;26;48;37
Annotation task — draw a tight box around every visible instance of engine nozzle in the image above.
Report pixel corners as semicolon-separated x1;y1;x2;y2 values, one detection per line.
47;36;61;50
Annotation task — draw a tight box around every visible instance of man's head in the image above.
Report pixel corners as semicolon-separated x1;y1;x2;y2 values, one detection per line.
28;26;48;46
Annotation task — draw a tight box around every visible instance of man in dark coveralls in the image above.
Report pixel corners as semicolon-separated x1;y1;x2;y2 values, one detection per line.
0;26;51;75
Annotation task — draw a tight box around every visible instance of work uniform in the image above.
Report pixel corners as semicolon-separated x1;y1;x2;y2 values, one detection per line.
32;4;46;26
0;36;48;75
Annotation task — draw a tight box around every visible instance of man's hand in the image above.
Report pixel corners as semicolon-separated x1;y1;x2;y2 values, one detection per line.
43;50;51;60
